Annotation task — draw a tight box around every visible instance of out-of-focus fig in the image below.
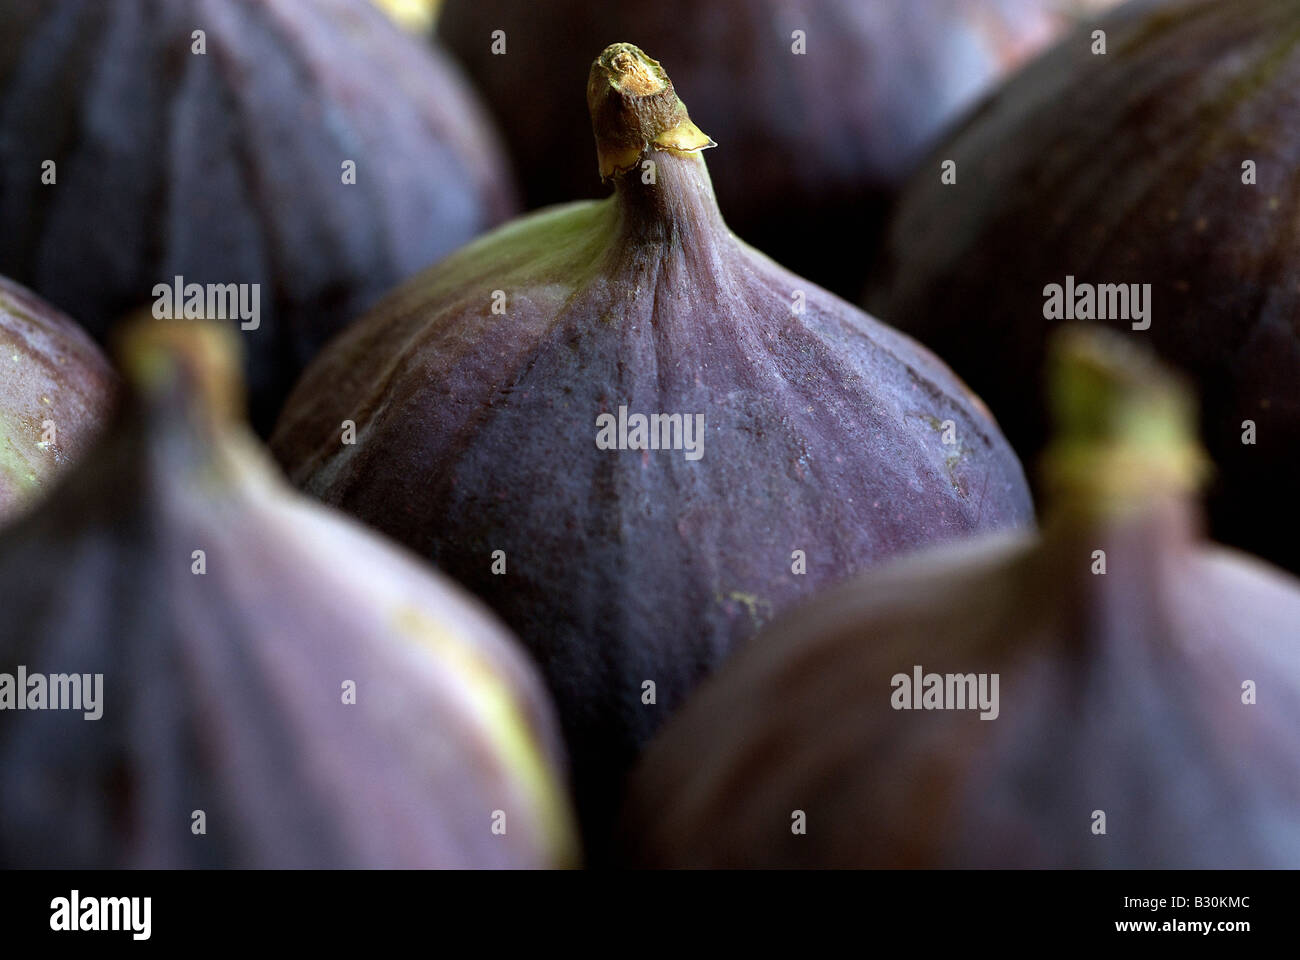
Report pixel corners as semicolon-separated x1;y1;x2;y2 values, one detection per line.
0;0;517;432
624;326;1300;869
271;43;1033;854
438;0;1118;297
0;275;116;524
868;0;1300;574
0;316;576;869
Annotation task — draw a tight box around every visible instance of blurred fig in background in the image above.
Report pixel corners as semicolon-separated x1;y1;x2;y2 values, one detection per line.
0;316;577;869
438;0;1117;298
624;326;1300;869
0;275;116;525
868;0;1300;575
0;0;516;433
271;43;1033;857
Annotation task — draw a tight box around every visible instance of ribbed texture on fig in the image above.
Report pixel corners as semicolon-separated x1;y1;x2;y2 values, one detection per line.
0;317;576;869
0;0;516;432
438;0;1117;296
623;327;1300;869
868;0;1300;574
271;43;1033;854
0;275;116;524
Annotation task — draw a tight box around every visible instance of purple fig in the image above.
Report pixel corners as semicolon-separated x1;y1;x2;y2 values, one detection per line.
0;316;576;869
271;43;1033;854
868;0;1300;575
624;326;1300;868
0;0;517;432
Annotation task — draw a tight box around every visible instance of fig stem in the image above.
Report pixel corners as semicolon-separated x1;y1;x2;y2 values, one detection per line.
1041;325;1209;517
587;43;715;181
116;315;245;427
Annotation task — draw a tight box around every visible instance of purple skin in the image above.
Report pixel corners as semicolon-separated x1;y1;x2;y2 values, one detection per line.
0;0;516;433
868;0;1300;575
624;499;1300;868
0;321;575;869
271;44;1033;853
624;331;1300;868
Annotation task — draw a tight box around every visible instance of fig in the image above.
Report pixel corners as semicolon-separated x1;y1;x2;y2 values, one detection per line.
868;0;1300;574
271;43;1033;853
0;0;516;432
623;326;1300;869
0;316;577;869
437;0;1118;297
0;275;116;525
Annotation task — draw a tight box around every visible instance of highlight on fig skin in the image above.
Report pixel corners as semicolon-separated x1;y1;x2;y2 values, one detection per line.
371;0;443;33
270;40;1033;862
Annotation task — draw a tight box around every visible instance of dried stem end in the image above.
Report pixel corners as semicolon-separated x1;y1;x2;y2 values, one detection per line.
587;43;715;180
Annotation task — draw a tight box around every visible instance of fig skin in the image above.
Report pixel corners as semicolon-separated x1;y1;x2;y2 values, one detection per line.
0;0;516;433
868;0;1300;575
623;327;1300;869
437;0;1117;297
272;44;1033;855
0;275;117;524
0;317;577;869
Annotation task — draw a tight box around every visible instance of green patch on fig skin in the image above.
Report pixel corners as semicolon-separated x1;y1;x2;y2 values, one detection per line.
909;412;972;497
391;605;579;868
0;411;48;512
371;0;443;33
386;200;619;312
0;282;118;525
719;590;774;631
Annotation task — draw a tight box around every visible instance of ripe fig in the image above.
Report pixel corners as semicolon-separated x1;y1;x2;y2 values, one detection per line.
0;316;577;869
0;275;116;524
438;0;1118;297
868;0;1300;574
623;326;1300;869
0;0;516;432
271;43;1033;854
